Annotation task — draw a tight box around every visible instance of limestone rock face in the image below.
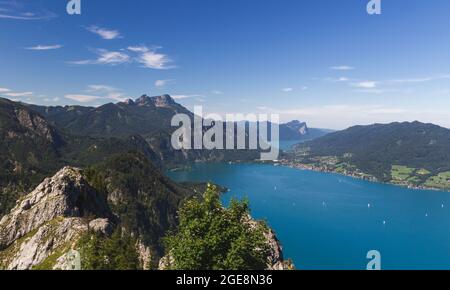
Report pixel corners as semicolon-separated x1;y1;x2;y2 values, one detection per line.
3;218;87;270
0;167;111;249
0;167;114;270
247;218;294;270
263;227;294;270
88;218;113;236
136;239;153;270
15;108;59;143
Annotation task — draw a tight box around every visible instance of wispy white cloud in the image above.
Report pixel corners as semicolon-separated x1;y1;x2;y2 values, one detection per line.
352;81;378;89
155;79;173;88
0;86;38;99
67;60;92;65
96;49;130;65
4;92;33;97
282;87;307;92
69;49;130;66
128;46;174;69
139;51;172;69
330;65;355;71
0;2;56;20
387;75;450;84
127;46;149;53
86;85;128;102
211;90;223;95
65;85;129;103
43;97;60;103
69;46;174;69
345;74;450;95
172;94;203;100
86;25;122;40
139;51;173;69
26;44;63;50
0;11;55;20
252;104;447;129
65;94;101;103
172;95;193;100
86;85;116;92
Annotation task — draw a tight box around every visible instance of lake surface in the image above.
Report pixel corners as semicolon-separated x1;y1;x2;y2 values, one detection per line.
168;163;450;270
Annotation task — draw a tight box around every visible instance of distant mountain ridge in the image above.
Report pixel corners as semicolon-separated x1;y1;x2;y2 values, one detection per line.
28;94;259;166
292;121;450;190
30;94;331;143
28;94;192;138
280;120;333;141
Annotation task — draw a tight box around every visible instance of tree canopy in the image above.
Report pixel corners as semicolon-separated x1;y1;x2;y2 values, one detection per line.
164;185;270;270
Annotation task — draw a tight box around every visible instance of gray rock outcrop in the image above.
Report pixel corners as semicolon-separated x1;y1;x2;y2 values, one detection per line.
0;167;114;270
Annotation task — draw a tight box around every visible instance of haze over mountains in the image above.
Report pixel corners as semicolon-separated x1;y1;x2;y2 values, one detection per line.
29;95;264;166
29;94;331;142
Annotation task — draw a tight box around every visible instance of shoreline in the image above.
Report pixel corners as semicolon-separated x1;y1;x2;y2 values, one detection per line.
276;159;449;193
167;159;449;193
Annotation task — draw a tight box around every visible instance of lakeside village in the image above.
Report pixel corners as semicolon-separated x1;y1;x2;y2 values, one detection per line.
271;156;448;192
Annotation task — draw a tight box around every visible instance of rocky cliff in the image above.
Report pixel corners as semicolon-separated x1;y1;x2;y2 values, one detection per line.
262;225;294;270
0;165;293;270
0;154;197;270
0;167;114;270
0;158;293;271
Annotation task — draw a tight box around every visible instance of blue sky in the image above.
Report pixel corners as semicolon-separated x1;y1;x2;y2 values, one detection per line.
1;0;450;129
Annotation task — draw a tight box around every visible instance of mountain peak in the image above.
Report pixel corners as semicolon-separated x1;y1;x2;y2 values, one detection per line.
287;120;305;124
153;94;176;107
134;94;176;108
285;120;308;135
122;98;135;105
135;94;152;105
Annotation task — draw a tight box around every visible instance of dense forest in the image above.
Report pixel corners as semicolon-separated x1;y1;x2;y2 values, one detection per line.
293;121;450;188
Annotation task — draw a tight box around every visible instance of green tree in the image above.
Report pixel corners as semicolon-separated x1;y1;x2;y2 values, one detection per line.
164;185;270;270
79;229;140;270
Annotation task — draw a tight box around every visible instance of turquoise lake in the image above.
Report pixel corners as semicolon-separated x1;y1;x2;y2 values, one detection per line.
168;163;450;270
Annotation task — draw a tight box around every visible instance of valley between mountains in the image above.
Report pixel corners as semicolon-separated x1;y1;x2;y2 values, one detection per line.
0;95;292;270
1;94;449;270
